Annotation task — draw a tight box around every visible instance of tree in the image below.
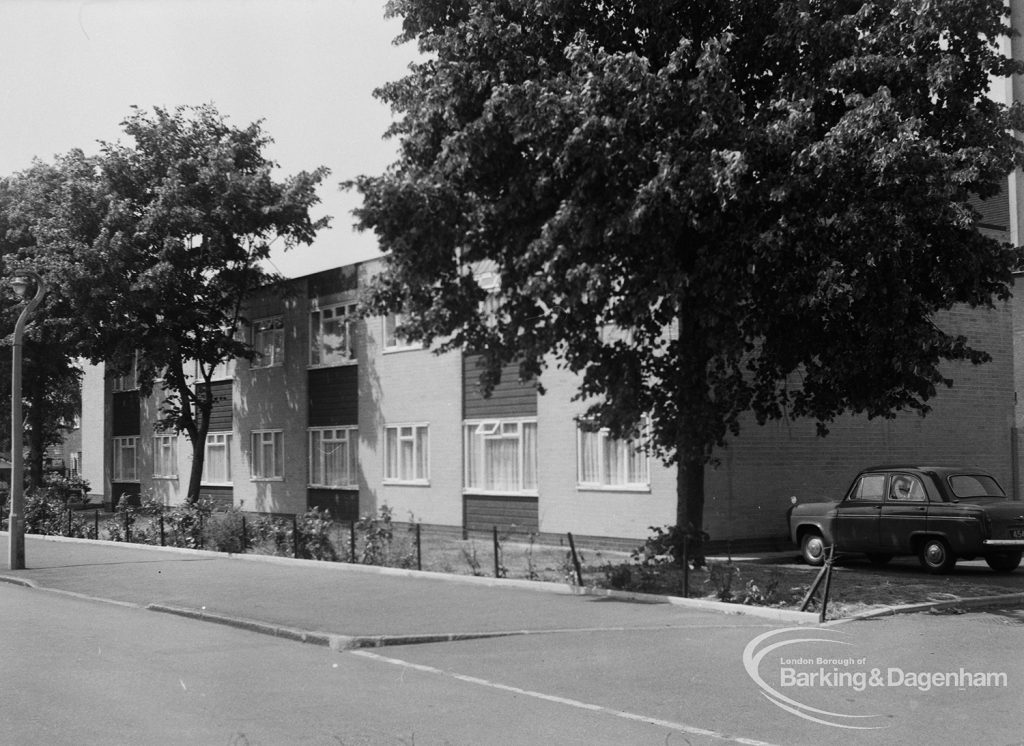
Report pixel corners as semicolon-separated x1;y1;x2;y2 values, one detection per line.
35;105;329;502
349;0;1024;559
0;152;99;486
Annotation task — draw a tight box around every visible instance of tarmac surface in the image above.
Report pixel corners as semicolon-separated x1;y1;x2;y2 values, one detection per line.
0;533;818;651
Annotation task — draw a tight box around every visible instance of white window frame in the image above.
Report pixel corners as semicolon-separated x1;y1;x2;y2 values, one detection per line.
252;316;285;368
463;417;538;494
576;422;650;492
152;434;178;479
112;437;139;482
309;302;358;367
384;423;430;484
250;429;284;481
201;432;233;485
308;426;358;488
382;313;422;353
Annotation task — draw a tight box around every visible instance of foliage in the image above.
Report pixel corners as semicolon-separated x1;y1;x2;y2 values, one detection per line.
295;507;339;561
349;0;1024;541
632;524;710;568
22;484;92;538
41;472;90;505
9;105;329;502
355;504;418;567
158;497;215;549
706;562;741;602
460;540;484;576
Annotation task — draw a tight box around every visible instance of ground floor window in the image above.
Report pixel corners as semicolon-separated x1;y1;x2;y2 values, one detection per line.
153;435;178;478
577;423;649;489
113;436;139;481
309;427;358;488
464;418;537;493
250;430;283;480
384;423;429;483
202;432;232;484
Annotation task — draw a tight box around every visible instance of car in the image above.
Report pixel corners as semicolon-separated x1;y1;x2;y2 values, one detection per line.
788;465;1024;573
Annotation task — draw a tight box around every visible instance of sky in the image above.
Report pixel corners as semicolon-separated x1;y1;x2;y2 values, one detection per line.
0;0;418;277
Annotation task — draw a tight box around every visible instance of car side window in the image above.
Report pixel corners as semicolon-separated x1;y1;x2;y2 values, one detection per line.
889;474;926;502
849;474;886;501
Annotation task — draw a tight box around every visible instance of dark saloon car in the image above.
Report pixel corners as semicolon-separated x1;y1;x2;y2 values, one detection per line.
789;466;1024;573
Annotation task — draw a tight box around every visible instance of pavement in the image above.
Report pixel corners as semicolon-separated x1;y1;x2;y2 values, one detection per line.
3;533;1022;651
0;533;821;652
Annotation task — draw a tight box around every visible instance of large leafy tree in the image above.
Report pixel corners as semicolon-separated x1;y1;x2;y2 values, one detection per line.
29;105;329;502
350;0;1024;556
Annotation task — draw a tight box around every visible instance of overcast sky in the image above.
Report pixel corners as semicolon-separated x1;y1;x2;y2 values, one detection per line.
0;0;417;277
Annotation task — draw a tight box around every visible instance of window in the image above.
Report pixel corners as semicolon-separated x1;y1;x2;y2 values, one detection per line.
250;430;283;480
464;419;537;493
202;432;232;484
849;474;886;501
384;424;429;483
252;317;284;367
153;435;178;478
309;427;358;488
310;302;358;366
383;313;422;352
577;425;649;489
112;357;138;392
112;437;139;481
888;475;927;502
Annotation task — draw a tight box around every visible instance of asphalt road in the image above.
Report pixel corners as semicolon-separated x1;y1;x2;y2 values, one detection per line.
3;579;1023;745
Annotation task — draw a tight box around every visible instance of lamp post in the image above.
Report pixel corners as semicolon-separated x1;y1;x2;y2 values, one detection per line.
8;270;46;570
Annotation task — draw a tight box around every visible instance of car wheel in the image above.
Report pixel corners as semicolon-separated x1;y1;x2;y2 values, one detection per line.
800;531;826;567
866;553;892;566
919;538;956;574
985;551;1022;573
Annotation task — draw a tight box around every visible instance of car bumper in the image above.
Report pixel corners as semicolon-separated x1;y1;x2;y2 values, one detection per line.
982;540;1024;548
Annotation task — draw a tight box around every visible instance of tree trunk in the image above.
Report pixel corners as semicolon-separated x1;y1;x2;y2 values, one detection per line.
183;383;213;504
675;452;707;567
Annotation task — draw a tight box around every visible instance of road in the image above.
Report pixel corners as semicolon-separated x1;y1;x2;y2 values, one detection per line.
2;581;1022;745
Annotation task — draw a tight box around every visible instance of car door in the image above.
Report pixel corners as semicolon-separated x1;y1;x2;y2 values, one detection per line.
835;472;886;552
878;472;929;553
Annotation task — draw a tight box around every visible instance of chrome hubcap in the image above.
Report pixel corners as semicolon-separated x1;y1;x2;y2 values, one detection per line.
925;544;944;564
805;537;823;559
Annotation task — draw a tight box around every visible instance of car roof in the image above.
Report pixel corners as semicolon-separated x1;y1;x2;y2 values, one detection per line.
862;465;993;475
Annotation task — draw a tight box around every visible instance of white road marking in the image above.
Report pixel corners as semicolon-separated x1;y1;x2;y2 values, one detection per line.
351;649;781;746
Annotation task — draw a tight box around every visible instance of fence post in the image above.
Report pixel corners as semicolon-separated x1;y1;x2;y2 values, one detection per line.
159;512;165;547
124;508;131;543
416;523;422;571
818;545;835;623
94;509;99;540
350;520;356;562
682;535;690;597
241;516;247;552
292;514;299;558
66;508;72;537
566;532;584;586
492;526;500;578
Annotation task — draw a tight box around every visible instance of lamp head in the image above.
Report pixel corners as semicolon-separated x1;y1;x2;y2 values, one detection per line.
10;275;31;299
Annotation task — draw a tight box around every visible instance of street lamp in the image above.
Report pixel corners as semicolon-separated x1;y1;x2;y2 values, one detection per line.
7;270;46;570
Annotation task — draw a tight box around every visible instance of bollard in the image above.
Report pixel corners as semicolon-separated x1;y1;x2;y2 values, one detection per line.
416;523;422;571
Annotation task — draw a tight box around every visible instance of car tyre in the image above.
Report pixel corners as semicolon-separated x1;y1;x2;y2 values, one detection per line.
984;551;1022;573
800;531;826;567
866;553;892;566
919;538;956;574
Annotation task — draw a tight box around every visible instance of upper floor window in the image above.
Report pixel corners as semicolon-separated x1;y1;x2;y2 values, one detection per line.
112;437;139;481
153;435;178;479
383;313;422;353
310;302;358;367
577;423;649;490
111;356;138;392
250;429;283;480
252;316;285;368
464;418;537;493
384;423;429;483
202;432;232;484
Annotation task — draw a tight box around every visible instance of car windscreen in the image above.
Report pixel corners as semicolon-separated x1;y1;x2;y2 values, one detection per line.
947;474;1006;499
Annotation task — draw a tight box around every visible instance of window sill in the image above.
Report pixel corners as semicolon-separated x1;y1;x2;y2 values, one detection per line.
152;476;179;481
576;484;652;494
307;484;359;490
462;489;539;498
382;345;423;355
251;477;284;483
308;360;357;369
200;482;233;487
383;479;430;487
